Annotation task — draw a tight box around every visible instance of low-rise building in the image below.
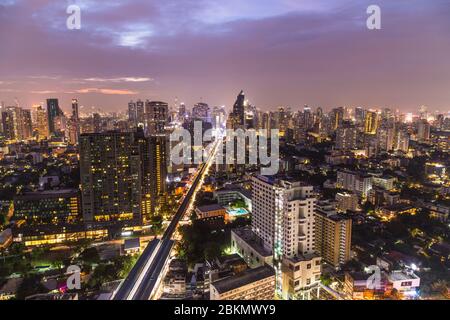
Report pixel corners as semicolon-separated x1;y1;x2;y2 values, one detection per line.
123;238;141;255
13;189;81;226
195;204;227;221
387;270;420;299
210;265;275;300
231;227;273;268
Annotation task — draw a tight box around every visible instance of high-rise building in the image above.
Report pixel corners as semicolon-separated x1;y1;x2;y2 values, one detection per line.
92;113;102;133
252;176;321;300
355;107;366;125
330;107;344;131
229;90;246;129
128;100;145;128
137;134;167;219
417;119;431;142
46;98;63;135
80;130;166;225
80;131;142;224
376;125;395;152
335;122;357;150
192;102;210;123
364;110;379;134
145;100;168;135
314;202;352;269
33;104;49;140
395;130;410;152
1;106;32;140
1;109;14;139
68;99;80;145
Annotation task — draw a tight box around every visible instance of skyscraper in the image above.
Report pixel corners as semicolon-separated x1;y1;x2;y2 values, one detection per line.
145;100;168;135
335;122;357;150
80;131;143;225
314;202;352;269
364;110;379;135
252;176;321;300
330;107;344;131
80;130;166;225
230;90;245;129
417;119;431;142
1;106;32;140
128;99;145;128
68;99;80;145
46;98;63;135
192;102;210;123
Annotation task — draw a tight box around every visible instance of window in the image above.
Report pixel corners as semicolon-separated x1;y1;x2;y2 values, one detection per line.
307;264;311;269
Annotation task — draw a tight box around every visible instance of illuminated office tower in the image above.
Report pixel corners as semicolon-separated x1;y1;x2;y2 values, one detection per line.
1;109;14;139
46;98;63;135
395;130;410;152
211;106;226;131
80;131;144;225
178;103;187;122
1;106;32;140
417;119;431;142
376;125;395;152
335;122;357;150
252;176;321;300
137;134;167;220
364;110;379;134
80;130;166;225
92;113;102;133
229;90;246;129
34;105;49;140
303;106;314;130
68;99;80;144
128;99;145;128
355;107;366;125
330;107;344;131
145;100;168;135
192;102;210;123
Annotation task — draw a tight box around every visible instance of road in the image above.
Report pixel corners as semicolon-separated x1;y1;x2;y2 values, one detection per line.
112;140;219;300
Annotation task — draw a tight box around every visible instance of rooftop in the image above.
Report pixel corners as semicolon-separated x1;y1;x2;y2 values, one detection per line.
211;265;274;294
232;227;272;257
196;204;225;212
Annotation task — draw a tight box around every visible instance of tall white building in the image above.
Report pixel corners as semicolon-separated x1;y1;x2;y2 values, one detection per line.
252;176;321;300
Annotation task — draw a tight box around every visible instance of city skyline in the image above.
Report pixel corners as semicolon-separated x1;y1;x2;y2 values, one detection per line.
1;0;450;112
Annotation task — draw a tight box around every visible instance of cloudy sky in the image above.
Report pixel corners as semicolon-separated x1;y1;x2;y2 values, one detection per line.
0;0;449;113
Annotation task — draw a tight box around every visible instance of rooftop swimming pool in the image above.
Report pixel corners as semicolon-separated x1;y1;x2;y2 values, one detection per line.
226;207;249;216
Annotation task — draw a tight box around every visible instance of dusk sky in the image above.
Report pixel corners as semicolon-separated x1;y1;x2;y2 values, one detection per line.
1;0;449;114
